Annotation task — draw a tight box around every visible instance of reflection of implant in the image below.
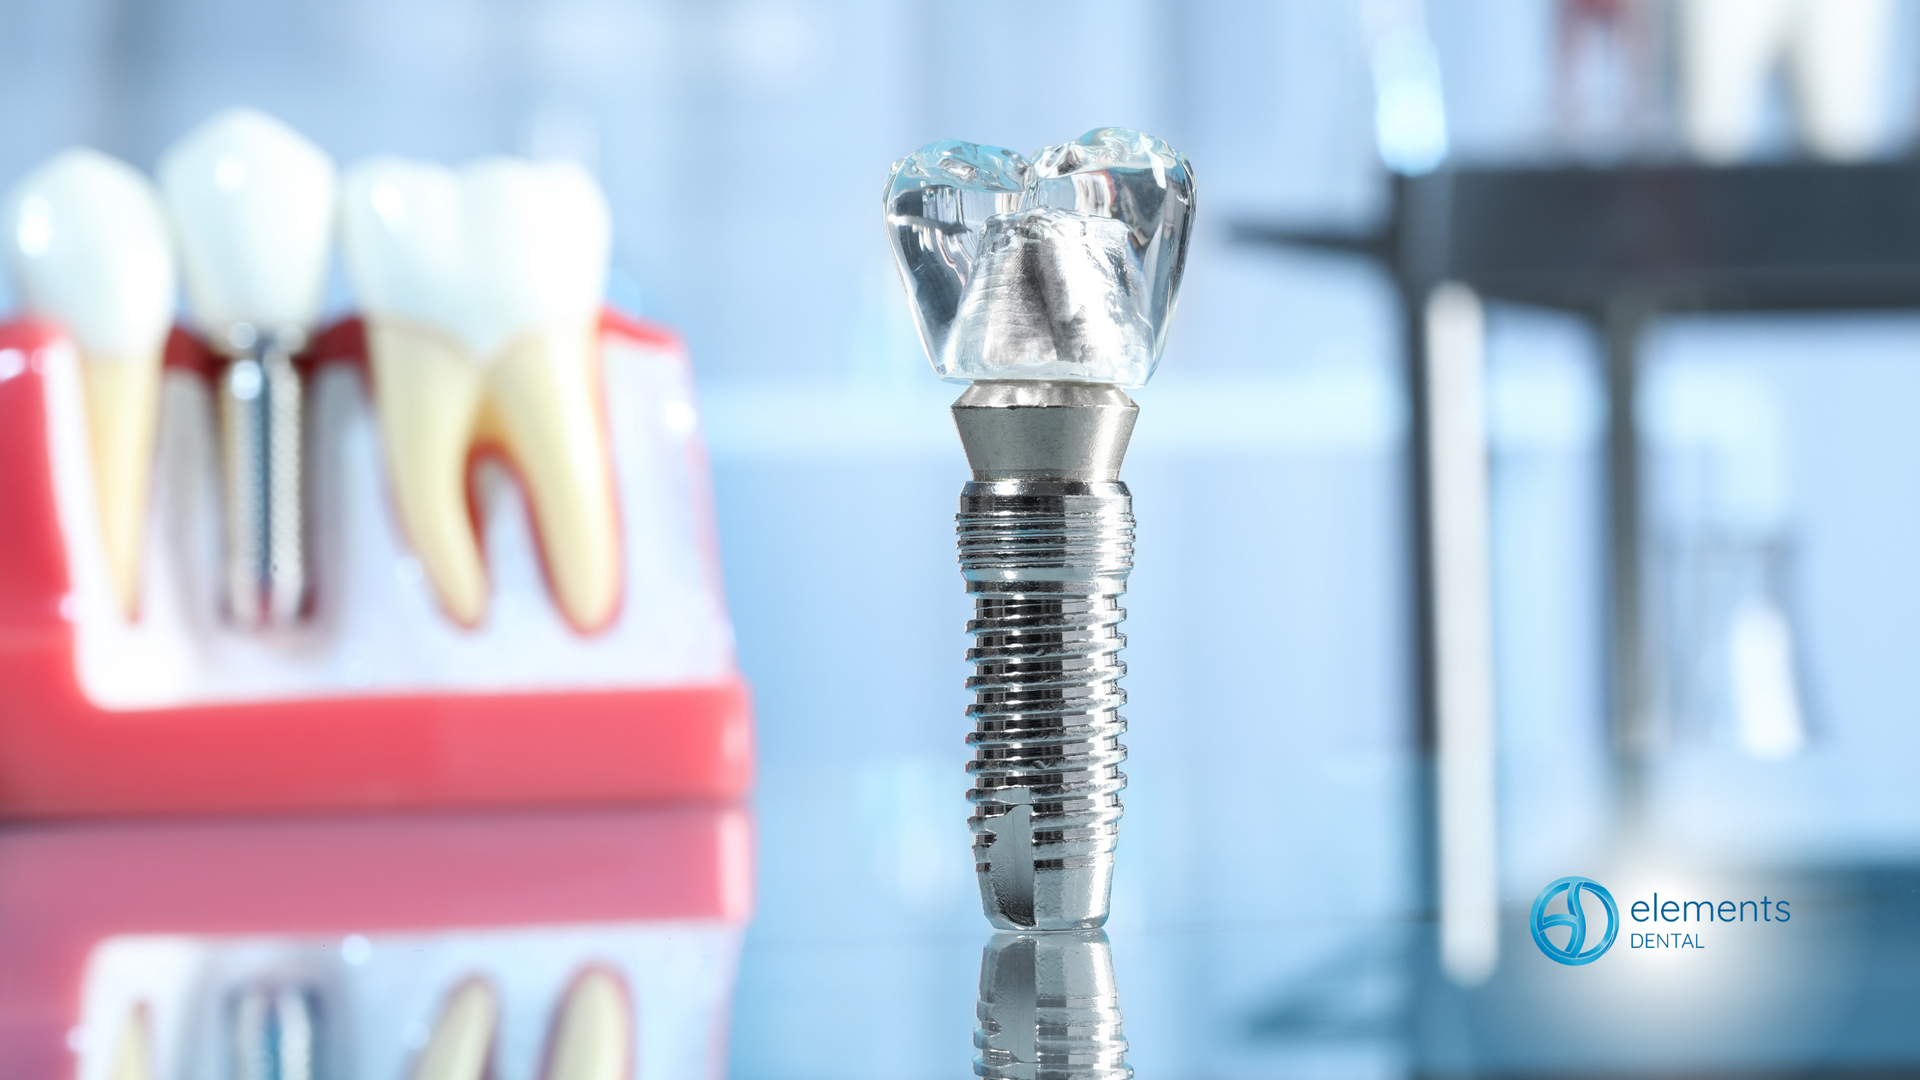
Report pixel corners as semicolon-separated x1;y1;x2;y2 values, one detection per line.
233;985;318;1080
886;129;1193;931
975;930;1130;1080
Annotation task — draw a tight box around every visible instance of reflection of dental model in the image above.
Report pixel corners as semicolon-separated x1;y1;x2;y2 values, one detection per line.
1680;0;1893;163
109;1006;153;1080
160;109;337;627
340;157;620;631
232;985;317;1080
975;931;1130;1080
886;129;1194;930
410;981;497;1080
5;150;177;618
544;970;630;1080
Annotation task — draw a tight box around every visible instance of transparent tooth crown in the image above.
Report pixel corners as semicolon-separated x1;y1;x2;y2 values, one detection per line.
885;128;1194;388
888;128;1193;933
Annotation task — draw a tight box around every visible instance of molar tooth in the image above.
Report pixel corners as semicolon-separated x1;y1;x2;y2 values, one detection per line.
6;149;177;617
341;156;620;630
885;127;1193;388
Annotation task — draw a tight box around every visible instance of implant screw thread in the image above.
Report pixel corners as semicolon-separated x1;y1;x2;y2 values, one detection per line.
218;332;309;627
959;479;1132;931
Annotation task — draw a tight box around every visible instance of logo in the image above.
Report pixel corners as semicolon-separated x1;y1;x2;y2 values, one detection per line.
1530;876;1619;965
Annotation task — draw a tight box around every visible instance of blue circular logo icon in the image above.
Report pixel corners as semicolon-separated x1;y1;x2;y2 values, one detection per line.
1530;876;1618;966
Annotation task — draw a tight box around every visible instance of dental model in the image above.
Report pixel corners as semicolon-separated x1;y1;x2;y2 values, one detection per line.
885;129;1194;930
339;156;621;631
5;149;176;618
1679;0;1893;163
160;109;337;627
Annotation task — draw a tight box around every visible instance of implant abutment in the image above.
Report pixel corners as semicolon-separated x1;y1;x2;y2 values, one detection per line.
951;380;1137;481
954;380;1136;931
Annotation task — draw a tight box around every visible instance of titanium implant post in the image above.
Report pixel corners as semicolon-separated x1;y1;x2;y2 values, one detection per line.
954;382;1136;930
217;326;309;627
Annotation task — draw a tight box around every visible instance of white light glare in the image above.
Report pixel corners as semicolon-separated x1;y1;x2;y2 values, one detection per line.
1373;29;1451;176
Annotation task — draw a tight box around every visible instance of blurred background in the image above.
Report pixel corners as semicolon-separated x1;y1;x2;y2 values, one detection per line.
6;0;1920;1077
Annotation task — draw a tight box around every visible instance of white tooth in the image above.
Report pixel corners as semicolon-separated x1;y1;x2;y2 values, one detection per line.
1680;0;1892;163
341;155;620;630
542;970;629;1080
158;108;336;336
410;981;498;1080
5;149;176;617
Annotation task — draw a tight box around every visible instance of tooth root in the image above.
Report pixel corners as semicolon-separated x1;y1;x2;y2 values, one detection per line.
543;970;630;1080
79;354;163;617
368;321;491;625
340;155;619;631
481;323;621;632
109;1005;153;1080
411;981;498;1080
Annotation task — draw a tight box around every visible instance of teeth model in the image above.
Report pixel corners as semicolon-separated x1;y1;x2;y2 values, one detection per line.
339;155;620;630
885;128;1194;930
5;149;177;618
160;108;337;627
542;969;630;1080
1680;0;1893;163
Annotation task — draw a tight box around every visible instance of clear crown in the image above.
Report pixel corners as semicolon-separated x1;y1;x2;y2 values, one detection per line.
884;128;1194;388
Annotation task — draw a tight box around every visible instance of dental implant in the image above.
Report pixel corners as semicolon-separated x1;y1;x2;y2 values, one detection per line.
212;321;310;625
885;129;1195;930
159;109;337;628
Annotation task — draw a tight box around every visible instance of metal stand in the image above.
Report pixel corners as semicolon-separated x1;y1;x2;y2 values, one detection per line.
1237;157;1920;969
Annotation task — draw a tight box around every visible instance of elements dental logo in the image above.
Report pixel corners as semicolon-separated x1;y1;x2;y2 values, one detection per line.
1530;876;1619;966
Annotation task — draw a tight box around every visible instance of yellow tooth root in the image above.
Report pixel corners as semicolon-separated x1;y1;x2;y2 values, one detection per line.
543;969;630;1080
410;980;498;1080
108;1004;153;1080
484;324;621;632
80;354;163;619
368;318;621;630
369;321;490;625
